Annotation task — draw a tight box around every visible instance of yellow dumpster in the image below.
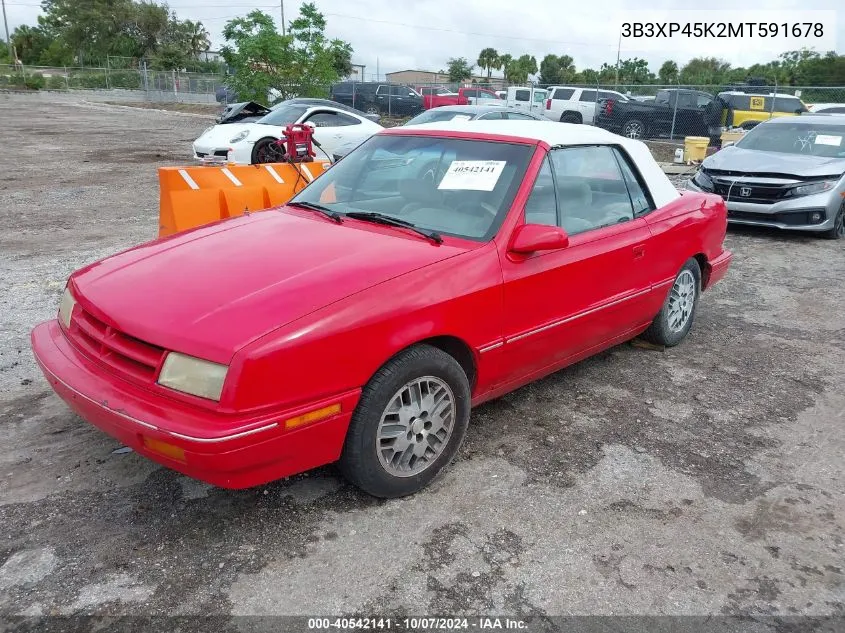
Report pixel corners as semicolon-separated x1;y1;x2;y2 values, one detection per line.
684;136;710;163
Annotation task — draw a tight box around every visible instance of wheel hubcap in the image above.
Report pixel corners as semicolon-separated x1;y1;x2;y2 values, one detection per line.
667;270;696;333
625;123;642;138
376;376;455;477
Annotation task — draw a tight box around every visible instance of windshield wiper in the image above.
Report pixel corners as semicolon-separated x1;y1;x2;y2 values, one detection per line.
287;201;343;224
344;211;443;244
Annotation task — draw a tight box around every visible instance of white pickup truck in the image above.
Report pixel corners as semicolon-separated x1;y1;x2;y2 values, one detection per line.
543;86;629;124
505;86;548;115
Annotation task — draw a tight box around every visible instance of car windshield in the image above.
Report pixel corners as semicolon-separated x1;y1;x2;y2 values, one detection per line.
736;122;845;157
289;135;533;240
405;110;476;125
256;105;308;126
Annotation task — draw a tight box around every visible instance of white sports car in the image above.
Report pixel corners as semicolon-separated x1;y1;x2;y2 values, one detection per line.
193;99;384;165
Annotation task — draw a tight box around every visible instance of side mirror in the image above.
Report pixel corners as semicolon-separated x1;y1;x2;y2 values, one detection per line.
303;121;316;129
509;223;570;254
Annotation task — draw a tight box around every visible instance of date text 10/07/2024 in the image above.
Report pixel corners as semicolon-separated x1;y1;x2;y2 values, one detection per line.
307;617;529;630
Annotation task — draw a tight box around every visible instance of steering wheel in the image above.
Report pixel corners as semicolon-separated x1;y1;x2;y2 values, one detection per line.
455;201;498;219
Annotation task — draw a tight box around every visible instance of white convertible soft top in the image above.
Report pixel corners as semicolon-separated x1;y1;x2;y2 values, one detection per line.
388;120;680;208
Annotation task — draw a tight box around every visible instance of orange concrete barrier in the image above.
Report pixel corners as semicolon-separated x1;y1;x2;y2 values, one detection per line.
158;161;331;237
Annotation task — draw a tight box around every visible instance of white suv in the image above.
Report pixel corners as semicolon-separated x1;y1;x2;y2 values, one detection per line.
543;86;629;125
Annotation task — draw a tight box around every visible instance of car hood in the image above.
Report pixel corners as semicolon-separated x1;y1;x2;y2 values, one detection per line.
70;211;469;363
216;101;272;124
195;123;266;146
704;145;845;178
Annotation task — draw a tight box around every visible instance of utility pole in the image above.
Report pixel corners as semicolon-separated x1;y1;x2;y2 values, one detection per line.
280;0;286;36
614;28;622;88
2;0;14;64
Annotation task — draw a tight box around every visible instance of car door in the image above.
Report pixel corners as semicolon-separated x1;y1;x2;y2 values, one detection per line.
301;110;364;157
374;85;389;112
511;88;531;110
498;146;655;385
578;89;598;123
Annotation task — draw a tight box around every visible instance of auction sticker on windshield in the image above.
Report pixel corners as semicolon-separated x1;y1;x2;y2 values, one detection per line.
814;134;842;146
438;160;506;191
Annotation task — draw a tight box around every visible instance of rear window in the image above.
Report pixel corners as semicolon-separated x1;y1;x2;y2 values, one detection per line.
552;88;575;100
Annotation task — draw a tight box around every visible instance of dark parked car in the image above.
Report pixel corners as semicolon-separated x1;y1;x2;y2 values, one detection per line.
215;85;241;105
330;82;424;116
595;88;724;140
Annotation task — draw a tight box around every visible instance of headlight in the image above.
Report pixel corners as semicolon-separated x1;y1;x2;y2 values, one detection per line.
789;180;836;197
157;352;228;401
58;286;77;329
229;130;249;143
692;169;714;192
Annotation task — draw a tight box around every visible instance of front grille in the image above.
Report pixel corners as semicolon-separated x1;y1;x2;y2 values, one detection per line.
712;179;790;204
728;209;827;226
66;308;165;383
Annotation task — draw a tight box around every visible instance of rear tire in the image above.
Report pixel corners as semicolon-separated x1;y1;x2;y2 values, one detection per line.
339;345;471;498
642;259;701;347
560;111;582;124
622;118;648;139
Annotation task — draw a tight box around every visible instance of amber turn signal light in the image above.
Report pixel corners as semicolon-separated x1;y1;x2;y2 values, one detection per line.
284;403;341;430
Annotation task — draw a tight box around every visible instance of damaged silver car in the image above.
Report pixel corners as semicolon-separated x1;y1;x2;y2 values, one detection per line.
687;114;845;239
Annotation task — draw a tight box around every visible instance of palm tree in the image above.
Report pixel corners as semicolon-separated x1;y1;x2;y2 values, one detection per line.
477;47;500;79
499;53;513;82
185;21;211;57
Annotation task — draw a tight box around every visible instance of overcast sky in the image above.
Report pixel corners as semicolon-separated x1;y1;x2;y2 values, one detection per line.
3;0;843;77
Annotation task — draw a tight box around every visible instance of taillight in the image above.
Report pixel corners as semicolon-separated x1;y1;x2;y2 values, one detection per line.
546;99;552;110
605;99;615;115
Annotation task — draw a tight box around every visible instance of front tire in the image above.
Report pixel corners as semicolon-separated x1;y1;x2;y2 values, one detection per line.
251;137;283;164
822;205;845;240
339;345;471;498
642;259;701;347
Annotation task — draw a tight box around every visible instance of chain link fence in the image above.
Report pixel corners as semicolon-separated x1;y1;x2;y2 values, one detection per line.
0;63;228;104
3;63;844;140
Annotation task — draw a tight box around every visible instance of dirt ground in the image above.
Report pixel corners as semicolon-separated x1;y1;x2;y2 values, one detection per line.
0;93;843;629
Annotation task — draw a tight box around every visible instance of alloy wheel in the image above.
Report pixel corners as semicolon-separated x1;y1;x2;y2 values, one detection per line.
375;376;455;477
624;121;643;138
667;270;696;332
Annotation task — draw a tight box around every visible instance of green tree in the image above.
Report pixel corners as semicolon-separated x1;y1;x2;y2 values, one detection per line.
498;53;513;81
330;41;353;78
447;57;473;82
11;25;52;64
658;60;678;84
538;54;574;85
184;20;210;57
222;4;352;102
40;0;136;64
679;57;731;85
505;54;537;83
476;47;499;79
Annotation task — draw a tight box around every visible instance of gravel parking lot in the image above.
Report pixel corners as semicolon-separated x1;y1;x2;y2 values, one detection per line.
0;93;843;629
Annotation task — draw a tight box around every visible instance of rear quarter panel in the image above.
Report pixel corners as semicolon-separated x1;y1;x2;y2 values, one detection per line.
228;243;504;413
644;192;728;289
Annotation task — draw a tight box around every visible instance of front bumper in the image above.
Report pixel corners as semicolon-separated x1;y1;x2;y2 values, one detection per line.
192;142;253;165
31;320;359;489
686;179;840;232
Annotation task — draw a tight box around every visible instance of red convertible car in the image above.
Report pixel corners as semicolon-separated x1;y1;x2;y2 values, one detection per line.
31;121;731;498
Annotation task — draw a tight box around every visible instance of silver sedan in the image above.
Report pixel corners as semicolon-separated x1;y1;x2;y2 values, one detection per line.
686;114;845;239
